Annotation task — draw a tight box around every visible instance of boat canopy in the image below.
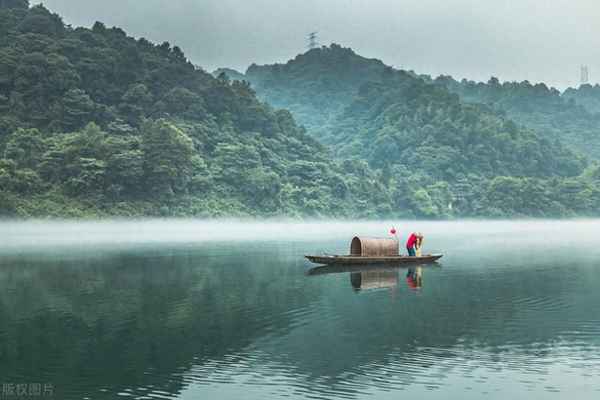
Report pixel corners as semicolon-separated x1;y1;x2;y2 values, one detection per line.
350;237;399;257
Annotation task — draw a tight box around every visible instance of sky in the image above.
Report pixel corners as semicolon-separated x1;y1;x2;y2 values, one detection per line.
32;0;600;89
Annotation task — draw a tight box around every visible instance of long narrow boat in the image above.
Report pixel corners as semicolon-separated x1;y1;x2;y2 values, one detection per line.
305;254;443;266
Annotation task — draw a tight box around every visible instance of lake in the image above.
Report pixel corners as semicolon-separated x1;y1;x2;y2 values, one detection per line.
1;220;600;400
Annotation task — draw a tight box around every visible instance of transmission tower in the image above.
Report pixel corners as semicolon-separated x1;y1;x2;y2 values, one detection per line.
307;32;319;50
581;65;590;85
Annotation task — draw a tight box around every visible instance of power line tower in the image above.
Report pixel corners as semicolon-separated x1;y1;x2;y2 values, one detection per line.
307;32;319;50
581;65;590;85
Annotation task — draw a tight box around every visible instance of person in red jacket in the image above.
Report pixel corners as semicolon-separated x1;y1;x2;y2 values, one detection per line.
406;232;418;256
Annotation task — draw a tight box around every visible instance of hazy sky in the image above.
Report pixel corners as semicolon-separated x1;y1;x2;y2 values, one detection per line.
33;0;600;89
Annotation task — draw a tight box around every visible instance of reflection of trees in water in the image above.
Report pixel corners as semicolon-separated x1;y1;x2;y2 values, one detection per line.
0;249;321;399
1;251;600;399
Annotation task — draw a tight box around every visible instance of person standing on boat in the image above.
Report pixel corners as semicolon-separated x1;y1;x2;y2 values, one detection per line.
406;232;418;256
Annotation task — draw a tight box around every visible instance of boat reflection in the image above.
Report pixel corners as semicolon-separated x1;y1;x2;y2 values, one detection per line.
308;264;438;292
351;270;398;291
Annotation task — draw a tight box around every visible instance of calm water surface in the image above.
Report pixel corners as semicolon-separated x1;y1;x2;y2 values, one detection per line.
1;220;600;400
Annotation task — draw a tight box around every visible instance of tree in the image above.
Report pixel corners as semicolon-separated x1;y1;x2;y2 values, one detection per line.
211;143;261;184
142;120;195;197
17;5;64;37
61;89;96;130
64;157;106;196
155;87;206;120
119;83;153;125
4;127;45;169
0;158;42;194
104;136;144;196
0;0;29;9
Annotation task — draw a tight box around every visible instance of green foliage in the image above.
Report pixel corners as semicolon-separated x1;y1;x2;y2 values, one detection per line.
0;0;28;10
142;120;194;197
563;84;600;115
246;45;600;218
0;9;401;218
436;76;600;160
1;8;599;219
246;44;389;140
3;127;44;168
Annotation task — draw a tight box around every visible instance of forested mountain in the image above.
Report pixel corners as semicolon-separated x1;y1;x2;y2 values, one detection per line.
246;44;389;140
321;68;597;217
435;76;600;159
0;3;393;218
247;45;600;217
563;84;600;115
1;4;599;218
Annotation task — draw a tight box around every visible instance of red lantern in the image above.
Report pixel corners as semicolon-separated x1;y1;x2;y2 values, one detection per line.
390;228;397;235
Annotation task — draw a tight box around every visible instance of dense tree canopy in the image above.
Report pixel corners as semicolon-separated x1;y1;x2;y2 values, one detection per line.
563;84;600;115
1;7;599;219
0;6;393;218
246;45;600;217
0;0;28;10
435;76;600;160
246;44;389;140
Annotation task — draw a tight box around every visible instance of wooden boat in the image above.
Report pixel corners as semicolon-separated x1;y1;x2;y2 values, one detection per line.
305;236;442;266
305;254;442;266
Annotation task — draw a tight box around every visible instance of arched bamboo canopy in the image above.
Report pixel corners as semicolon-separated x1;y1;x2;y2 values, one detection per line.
350;237;399;257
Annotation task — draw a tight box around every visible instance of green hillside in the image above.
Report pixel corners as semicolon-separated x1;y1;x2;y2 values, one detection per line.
246;45;600;217
246;44;389;141
0;3;392;218
1;4;599;218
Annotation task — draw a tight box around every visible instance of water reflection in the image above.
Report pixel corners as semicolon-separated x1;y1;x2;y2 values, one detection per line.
309;264;434;292
350;270;398;291
406;266;423;290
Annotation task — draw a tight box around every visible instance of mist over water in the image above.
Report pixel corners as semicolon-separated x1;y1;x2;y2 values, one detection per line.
1;219;600;399
2;219;600;252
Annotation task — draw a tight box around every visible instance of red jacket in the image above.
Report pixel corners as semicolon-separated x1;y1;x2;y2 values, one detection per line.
406;233;418;248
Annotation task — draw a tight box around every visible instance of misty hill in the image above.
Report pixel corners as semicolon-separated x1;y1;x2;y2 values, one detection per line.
247;45;583;177
246;45;600;217
246;44;389;139
328;69;599;216
435;76;600;159
333;70;582;177
0;3;392;218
